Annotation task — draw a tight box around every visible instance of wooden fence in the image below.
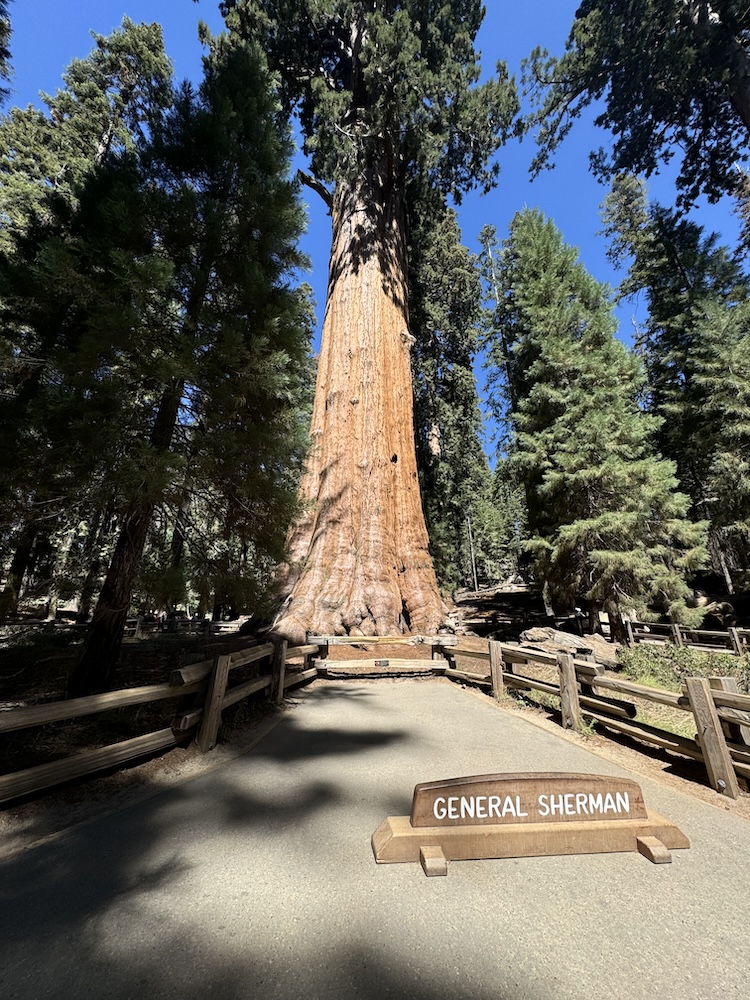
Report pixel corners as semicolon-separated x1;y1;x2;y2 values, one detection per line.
0;639;319;804
435;639;750;800
625;620;750;656
309;634;750;799
3;632;750;805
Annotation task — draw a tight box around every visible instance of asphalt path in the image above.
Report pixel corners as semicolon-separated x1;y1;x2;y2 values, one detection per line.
1;679;748;1000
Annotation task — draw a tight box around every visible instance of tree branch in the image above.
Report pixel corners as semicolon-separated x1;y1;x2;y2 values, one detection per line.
297;168;333;210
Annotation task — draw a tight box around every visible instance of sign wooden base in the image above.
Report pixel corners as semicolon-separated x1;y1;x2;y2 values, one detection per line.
371;772;690;876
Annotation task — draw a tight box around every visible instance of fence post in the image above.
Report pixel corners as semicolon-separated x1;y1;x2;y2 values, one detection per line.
729;627;744;657
685;677;740;798
556;651;581;732
198;653;232;752
489;641;504;700
671;623;684;648
272;639;288;706
709;676;750;747
625;620;636;647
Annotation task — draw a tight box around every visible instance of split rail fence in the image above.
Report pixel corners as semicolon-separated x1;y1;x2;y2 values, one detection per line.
2;633;750;805
625;620;750;655
310;634;750;801
0;639;319;804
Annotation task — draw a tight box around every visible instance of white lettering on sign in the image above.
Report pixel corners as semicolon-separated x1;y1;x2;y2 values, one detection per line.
433;795;529;821
537;791;630;817
432;790;631;822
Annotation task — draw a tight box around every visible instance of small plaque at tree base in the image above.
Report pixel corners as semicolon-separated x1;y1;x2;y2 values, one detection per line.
372;772;689;876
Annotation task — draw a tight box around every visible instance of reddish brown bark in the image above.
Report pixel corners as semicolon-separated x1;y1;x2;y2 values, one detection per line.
274;169;444;643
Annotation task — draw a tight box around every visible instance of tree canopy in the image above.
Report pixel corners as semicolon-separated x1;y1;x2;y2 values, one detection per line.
525;1;750;207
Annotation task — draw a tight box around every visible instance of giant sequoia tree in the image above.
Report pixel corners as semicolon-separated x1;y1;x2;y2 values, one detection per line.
220;1;519;641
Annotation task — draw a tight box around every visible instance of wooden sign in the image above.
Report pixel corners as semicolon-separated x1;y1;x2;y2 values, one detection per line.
410;772;647;827
372;772;689;876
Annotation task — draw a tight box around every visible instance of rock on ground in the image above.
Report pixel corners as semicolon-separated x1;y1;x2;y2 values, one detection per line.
519;626;620;668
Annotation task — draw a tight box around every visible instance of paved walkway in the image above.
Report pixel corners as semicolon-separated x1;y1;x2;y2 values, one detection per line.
1;679;748;1000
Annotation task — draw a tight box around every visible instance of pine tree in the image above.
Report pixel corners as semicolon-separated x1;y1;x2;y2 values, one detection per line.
220;0;520;641
67;35;313;693
484;209;706;638
0;1;11;106
602;174;750;589
690;299;750;587
525;1;750;208
410;203;500;592
0;20;174;615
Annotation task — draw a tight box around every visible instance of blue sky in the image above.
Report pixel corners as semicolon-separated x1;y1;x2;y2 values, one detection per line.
6;1;742;449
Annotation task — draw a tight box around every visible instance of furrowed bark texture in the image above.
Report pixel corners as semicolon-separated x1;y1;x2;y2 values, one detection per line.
275;171;444;644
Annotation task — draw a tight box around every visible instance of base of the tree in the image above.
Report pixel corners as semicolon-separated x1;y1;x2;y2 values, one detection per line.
272;602;448;647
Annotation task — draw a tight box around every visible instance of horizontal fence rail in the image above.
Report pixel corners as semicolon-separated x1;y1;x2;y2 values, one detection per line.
3;631;750;805
625;620;750;656
435;638;750;799
0;640;320;804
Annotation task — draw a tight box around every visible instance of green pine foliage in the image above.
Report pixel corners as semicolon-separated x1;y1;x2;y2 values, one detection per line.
0;1;11;105
0;25;314;669
602;174;750;587
410;203;506;591
483;208;707;636
524;1;750;208
692;299;750;581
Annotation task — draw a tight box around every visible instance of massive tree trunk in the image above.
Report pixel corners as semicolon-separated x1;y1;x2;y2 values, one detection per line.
274;168;444;643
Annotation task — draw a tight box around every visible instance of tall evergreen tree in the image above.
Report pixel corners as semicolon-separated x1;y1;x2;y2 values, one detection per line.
0;19;174;614
410;203;502;592
483;209;706;638
692;299;750;586
67;35;313;693
602;174;750;589
0;1;11;106
525;1;750;207
220;0;520;641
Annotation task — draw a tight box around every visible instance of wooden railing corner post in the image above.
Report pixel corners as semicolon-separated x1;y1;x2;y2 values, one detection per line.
556;651;582;732
685;676;740;798
489;640;504;700
272;638;289;706
729;627;743;657
197;652;232;753
625;620;635;647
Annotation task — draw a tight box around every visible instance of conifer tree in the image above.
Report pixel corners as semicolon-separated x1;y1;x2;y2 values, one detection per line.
692;299;750;585
0;29;313;689
0;19;174;615
602;174;750;589
410;204;502;591
220;0;520;640
525;1;750;207
483;209;706;638
0;1;11;105
67;35;313;693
